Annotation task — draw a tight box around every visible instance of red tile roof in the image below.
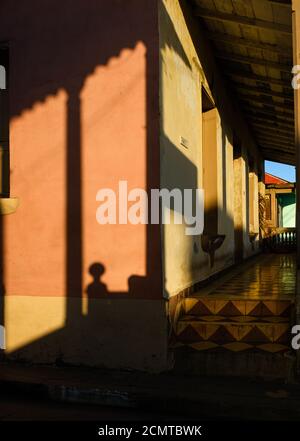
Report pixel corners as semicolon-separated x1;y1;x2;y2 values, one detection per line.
265;173;289;185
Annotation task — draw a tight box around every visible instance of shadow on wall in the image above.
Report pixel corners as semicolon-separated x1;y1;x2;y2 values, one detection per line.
0;0;261;369
161;0;262;299
0;0;210;370
159;0;240;298
0;0;165;370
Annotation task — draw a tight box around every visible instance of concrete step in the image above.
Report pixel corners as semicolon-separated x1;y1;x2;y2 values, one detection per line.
172;313;295;380
173;345;295;380
171;254;296;380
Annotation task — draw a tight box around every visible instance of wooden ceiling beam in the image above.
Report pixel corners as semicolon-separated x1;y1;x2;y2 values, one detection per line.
261;152;295;164
207;31;292;55
263;148;294;157
250;121;294;134
217;51;292;72
248;116;294;127
253;125;294;138
257;140;295;155
262;151;294;164
267;1;291;7
261;150;295;158
262;149;294;159
225;69;290;87
263;151;295;161
246;113;295;125
239;99;294;111
241;104;294;119
234;83;293;100
257;133;294;146
261;151;295;163
256;133;294;146
239;95;293;109
256;131;294;143
262;148;294;157
194;7;292;34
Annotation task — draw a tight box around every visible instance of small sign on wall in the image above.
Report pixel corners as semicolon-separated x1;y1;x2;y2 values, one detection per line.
180;136;189;149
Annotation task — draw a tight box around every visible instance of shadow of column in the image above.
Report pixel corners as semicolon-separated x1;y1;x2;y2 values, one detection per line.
65;82;83;324
0;215;4;358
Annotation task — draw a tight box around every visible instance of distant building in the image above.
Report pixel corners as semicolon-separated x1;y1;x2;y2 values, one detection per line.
265;173;296;229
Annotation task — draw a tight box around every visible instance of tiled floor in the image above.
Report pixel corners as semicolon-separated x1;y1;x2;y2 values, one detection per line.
196;253;296;300
173;254;296;354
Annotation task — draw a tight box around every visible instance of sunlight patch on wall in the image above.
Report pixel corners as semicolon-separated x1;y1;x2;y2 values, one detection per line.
80;42;147;293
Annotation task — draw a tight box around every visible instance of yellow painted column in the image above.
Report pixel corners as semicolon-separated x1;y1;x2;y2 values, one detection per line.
233;152;244;262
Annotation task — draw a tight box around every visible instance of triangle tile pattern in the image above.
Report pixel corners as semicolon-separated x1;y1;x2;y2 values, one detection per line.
173;298;293;353
186;298;291;318
172;255;295;353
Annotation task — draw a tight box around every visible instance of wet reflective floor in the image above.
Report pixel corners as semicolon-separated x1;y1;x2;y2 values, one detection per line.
174;254;296;354
208;254;296;300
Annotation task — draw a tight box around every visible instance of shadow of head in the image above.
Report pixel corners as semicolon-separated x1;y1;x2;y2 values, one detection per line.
87;263;107;298
89;262;105;280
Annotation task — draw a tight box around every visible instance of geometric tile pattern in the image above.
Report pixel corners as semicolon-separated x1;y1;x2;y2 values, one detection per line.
183;299;292;317
171;254;295;353
176;316;289;339
173;318;291;352
173;315;291;352
172;340;289;353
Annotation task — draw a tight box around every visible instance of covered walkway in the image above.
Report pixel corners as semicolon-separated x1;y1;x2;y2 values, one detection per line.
202;253;296;300
172;253;296;378
165;0;300;380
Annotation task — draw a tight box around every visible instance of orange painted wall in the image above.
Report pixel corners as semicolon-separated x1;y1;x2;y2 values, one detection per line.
0;0;161;299
0;1;167;371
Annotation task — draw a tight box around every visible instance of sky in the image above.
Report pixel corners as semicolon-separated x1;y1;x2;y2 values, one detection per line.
265;160;296;183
